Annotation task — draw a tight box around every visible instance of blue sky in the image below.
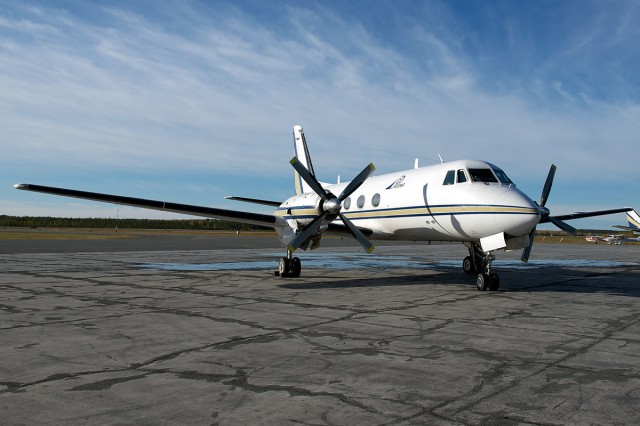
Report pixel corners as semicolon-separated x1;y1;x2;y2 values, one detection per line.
1;0;639;229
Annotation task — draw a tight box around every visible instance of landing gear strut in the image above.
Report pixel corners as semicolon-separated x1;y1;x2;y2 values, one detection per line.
277;250;301;278
464;243;500;291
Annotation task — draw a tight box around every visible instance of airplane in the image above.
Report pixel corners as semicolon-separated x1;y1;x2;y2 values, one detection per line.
612;210;640;235
13;125;631;291
585;235;604;244
603;234;625;245
584;234;639;245
603;234;640;245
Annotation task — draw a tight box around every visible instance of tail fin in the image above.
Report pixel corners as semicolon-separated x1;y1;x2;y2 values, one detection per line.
627;210;640;232
292;125;316;195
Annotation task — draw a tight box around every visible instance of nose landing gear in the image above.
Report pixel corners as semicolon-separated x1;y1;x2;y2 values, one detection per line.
464;243;500;291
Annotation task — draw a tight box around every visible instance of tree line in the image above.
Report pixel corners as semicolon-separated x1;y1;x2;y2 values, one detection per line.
0;215;621;235
0;216;270;231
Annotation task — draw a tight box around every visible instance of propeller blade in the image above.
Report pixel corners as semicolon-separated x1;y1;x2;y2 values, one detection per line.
290;157;329;200
521;228;536;263
339;213;375;253
337;163;376;201
539;164;556;207
548;216;577;234
287;212;328;252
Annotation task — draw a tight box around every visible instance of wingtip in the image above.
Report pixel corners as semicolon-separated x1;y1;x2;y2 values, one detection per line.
13;183;27;190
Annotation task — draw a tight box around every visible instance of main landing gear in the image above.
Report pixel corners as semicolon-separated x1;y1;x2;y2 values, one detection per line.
277;250;301;278
463;243;500;291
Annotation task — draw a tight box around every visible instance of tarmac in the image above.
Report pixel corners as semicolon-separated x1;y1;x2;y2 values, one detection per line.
1;235;640;425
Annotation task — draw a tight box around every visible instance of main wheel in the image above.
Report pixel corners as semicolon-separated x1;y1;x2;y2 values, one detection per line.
463;256;476;274
488;273;500;291
278;257;290;277
290;257;301;278
476;273;489;291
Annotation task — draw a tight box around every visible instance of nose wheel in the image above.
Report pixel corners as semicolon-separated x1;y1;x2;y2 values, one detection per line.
465;243;500;291
476;272;500;291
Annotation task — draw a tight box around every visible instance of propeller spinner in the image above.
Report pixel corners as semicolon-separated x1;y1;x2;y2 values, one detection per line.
288;157;376;253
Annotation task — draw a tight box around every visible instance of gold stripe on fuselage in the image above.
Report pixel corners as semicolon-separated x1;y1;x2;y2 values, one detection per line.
276;205;538;221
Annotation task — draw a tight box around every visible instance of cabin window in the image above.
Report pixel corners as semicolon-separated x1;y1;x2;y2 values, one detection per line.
357;195;365;208
492;167;514;185
443;170;455;185
469;168;498;183
344;197;351;209
372;193;381;207
456;170;467;183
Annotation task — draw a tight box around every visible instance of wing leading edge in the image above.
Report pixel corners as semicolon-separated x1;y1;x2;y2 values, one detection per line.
13;184;279;228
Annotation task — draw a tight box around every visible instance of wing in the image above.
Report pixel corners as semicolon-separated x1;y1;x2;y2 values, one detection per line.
14;184;280;228
545;208;632;222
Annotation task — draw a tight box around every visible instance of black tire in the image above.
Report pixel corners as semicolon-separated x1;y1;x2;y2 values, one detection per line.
476;273;489;291
290;257;301;278
278;257;290;277
488;273;500;291
463;256;476;274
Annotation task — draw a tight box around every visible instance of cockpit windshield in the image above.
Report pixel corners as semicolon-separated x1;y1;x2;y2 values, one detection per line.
491;167;514;185
468;168;498;183
443;167;514;186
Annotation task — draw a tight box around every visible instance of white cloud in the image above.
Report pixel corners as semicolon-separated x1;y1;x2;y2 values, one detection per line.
1;1;638;222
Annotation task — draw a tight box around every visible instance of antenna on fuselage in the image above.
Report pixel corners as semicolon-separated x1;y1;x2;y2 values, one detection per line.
438;153;445;164
414;158;419;169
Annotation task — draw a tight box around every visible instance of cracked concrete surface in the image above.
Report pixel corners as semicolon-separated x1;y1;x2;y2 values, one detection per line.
1;241;640;425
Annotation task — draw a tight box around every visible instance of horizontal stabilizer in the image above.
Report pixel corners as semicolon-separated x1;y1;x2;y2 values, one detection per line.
225;196;281;207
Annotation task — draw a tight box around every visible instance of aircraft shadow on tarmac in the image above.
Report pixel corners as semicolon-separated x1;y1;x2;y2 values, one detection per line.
277;265;640;298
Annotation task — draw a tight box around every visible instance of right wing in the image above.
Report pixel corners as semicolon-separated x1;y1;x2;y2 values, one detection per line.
14;184;280;228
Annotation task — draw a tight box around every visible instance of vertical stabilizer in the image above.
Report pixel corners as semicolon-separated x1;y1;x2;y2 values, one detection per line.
293;125;316;195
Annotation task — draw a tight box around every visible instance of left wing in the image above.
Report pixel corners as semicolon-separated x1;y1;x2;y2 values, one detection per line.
14;184;280;228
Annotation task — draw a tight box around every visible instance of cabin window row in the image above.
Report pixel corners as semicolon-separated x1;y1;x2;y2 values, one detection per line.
343;193;381;210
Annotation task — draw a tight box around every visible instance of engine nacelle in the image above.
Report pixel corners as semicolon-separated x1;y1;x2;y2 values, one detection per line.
280;193;323;227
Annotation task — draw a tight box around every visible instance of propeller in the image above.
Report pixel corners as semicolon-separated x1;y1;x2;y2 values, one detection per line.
521;164;577;262
288;158;375;253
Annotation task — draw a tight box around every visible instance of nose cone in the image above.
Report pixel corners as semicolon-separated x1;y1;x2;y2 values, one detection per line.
495;188;541;236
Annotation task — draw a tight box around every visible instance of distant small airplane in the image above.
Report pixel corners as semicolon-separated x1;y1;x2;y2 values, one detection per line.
585;236;604;244
14;125;631;290
602;234;640;245
603;235;625;245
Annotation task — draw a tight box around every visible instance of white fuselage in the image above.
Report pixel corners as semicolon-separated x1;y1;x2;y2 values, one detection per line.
275;159;541;247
